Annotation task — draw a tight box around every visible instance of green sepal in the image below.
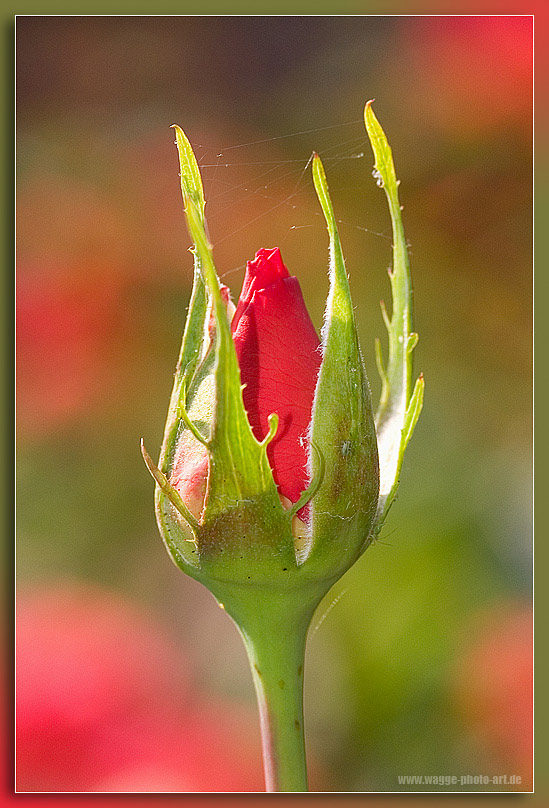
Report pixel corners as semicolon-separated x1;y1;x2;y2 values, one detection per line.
364;101;424;536
304;154;379;579
166;124;208;423
171;124;205;222
153;127;211;572
159;124;208;460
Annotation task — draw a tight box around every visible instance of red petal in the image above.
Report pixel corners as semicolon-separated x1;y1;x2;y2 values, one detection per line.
232;250;321;504
232;248;289;333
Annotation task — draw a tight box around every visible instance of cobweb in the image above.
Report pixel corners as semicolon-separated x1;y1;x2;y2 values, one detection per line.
187;117;392;283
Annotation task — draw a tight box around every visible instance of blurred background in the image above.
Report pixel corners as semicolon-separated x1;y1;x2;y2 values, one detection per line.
16;15;532;793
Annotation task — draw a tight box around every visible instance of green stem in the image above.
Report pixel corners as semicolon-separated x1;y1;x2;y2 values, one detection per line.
207;583;321;792
242;614;309;792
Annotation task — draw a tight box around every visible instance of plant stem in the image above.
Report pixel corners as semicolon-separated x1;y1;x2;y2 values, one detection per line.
211;583;319;792
242;614;309;792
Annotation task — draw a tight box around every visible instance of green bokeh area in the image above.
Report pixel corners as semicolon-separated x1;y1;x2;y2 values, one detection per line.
16;15;532;793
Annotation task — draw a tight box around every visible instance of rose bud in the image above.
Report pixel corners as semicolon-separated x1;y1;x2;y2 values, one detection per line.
142;126;380;592
142;111;423;792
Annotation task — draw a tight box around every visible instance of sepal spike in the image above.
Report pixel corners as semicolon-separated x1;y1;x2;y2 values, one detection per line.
288;440;325;521
141;439;200;533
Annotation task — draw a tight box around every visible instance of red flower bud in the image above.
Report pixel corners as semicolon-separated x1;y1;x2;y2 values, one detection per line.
145;115;423;796
231;248;322;505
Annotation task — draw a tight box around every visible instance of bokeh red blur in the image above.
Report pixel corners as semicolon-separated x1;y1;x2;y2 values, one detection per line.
452;603;533;790
16;16;532;793
16;264;125;434
399;16;533;137
16;583;263;792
